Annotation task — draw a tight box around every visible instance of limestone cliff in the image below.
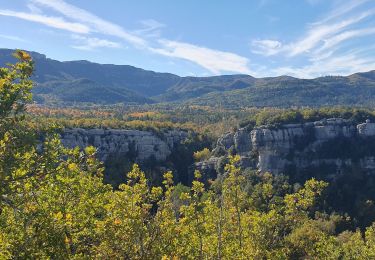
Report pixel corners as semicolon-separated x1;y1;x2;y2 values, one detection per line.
60;128;189;162
200;119;375;179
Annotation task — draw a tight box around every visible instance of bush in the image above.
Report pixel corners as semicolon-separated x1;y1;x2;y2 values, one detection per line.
193;148;211;162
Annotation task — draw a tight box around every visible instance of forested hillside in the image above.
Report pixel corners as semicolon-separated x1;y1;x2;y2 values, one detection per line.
0;49;179;105
1;48;374;107
186;72;375;108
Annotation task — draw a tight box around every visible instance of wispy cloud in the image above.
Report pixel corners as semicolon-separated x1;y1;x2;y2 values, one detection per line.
273;50;375;78
31;0;253;74
251;39;282;56
8;0;372;77
314;0;370;25
151;40;252;74
134;19;165;38
27;3;42;14
0;9;90;34
0;34;29;43
0;0;254;74
315;28;375;54
286;9;374;56
254;9;374;57
251;0;375;77
31;0;146;47
71;35;122;51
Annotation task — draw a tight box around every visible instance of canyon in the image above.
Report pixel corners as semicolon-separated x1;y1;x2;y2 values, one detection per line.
56;118;375;183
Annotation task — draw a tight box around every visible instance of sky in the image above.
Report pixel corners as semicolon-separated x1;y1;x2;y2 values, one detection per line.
0;0;374;78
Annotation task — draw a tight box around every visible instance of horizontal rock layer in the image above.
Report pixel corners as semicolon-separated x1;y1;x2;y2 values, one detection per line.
60;128;188;162
202;119;375;177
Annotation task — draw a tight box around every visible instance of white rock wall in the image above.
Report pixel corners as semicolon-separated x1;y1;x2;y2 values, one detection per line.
210;119;375;175
60;128;188;162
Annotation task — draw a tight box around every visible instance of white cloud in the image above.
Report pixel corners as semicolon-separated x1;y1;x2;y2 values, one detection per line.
273;50;375;78
251;39;282;56
314;0;371;25
32;0;253;74
1;0;253;74
31;0;146;47
151;40;252;74
286;9;375;56
0;9;90;34
1;0;372;77
27;3;42;14
71;35;122;51
33;0;252;74
315;28;375;54
251;1;374;57
134;19;165;38
250;0;375;77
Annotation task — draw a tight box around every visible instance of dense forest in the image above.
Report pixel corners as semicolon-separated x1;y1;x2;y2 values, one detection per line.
4;51;375;259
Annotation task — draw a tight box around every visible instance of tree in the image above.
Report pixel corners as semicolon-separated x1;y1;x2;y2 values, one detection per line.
0;50;33;118
94;164;162;259
0;52;112;258
0;50;35;200
222;155;247;255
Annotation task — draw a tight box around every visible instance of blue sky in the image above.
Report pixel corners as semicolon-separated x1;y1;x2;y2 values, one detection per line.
0;0;374;78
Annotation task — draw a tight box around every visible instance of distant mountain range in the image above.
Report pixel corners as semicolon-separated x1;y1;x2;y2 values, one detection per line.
1;48;374;107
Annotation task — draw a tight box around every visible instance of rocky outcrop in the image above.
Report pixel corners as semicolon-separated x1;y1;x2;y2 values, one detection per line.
357;120;375;136
60;128;189;162
201;119;375;178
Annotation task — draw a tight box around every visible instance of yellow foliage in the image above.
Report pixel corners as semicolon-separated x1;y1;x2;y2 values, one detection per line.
193;148;211;162
14;50;32;61
129;111;159;118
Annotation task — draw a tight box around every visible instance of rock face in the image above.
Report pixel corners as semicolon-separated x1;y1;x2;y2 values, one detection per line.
201;119;375;178
60;128;189;162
